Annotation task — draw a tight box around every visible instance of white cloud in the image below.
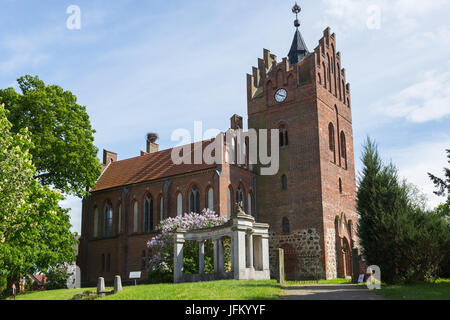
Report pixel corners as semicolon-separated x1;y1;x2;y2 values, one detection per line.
321;0;450;32
373;70;450;123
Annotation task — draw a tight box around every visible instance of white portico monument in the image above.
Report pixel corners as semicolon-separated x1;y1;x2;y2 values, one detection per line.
173;207;270;283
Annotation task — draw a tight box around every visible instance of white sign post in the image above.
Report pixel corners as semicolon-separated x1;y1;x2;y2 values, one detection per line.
129;271;141;286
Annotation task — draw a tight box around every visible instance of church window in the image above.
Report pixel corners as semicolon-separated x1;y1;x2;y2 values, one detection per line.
103;202;113;237
133;202;138;233
144;195;153;233
329;123;336;163
339;178;343;194
279;124;289;147
118;203;122;234
281;175;288;190
340;132;347;169
236;186;244;208
159;196;164;221
189;186;200;213
282;217;290;233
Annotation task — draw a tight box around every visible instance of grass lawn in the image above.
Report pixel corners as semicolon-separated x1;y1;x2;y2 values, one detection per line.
6;280;282;301
376;278;450;300
100;280;282;300
9;288;97;301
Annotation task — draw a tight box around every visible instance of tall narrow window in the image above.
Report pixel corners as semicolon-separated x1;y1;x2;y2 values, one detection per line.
340;132;347;169
208;187;214;211
133;202;138;233
189;186;200;213
236;186;244;210
322;62;327;89
339;178;343;194
282;217;290;234
104;203;113;237
93;208;99;238
227;187;232;219
144;196;153;233
279;124;288;147
177;193;183;217
281;175;288;190
329;123;336;163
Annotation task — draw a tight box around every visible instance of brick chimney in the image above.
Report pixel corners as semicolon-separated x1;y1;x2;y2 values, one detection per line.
146;133;159;154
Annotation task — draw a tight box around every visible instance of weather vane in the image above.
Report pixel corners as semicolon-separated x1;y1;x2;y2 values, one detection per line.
292;2;301;28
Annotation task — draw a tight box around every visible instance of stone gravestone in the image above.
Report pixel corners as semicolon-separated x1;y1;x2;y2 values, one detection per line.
277;248;285;284
114;276;123;294
97;277;105;295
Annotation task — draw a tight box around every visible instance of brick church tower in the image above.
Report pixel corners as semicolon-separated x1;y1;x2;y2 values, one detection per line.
247;3;358;280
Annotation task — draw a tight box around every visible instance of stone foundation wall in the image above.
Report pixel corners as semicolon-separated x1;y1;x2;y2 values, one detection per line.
269;228;324;280
325;228;337;279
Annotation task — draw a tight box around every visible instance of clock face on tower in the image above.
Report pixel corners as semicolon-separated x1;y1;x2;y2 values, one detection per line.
274;88;287;103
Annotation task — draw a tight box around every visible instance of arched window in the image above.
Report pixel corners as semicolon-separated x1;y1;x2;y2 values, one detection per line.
133;202;138;233
93;208;99;238
189;186;200;213
236;186;244;209
177;193;183;217
318;73;322;85
329;123;336;163
342;80;346;102
322;62;327;89
281;175;288;190
279;124;288;147
340;131;347;169
247;193;253;216
207;187;214;211
144;196;153;233
347;98;350;108
117;203;122;234
282;217;290;234
227;187;232;219
104;202;113;237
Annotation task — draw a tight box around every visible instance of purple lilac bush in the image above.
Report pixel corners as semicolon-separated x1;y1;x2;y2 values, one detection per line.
146;209;227;279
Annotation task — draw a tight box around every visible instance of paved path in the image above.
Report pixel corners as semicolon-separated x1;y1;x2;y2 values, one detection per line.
283;284;384;300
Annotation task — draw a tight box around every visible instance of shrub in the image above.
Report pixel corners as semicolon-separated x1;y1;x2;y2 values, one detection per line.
45;265;72;290
357;138;449;284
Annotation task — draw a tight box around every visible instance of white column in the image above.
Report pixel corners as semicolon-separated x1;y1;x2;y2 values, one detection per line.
247;232;254;269
173;232;185;283
261;234;270;272
218;239;224;273
232;229;247;279
213;239;218;273
199;240;205;275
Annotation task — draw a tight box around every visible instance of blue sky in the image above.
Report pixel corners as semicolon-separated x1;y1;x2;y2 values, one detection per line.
1;0;449;233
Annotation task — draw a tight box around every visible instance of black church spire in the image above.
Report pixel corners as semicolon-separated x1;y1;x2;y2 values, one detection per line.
288;2;309;66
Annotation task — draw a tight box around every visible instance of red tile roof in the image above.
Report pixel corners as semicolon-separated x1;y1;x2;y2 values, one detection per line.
94;141;217;192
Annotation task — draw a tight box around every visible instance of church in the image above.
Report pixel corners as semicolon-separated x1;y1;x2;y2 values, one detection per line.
78;3;359;286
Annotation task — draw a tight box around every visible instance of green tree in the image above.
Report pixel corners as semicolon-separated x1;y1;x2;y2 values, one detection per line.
357;138;448;283
0;105;77;296
0;75;101;197
428;149;450;217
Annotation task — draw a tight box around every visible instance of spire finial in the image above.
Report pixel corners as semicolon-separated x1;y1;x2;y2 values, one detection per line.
292;2;301;28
